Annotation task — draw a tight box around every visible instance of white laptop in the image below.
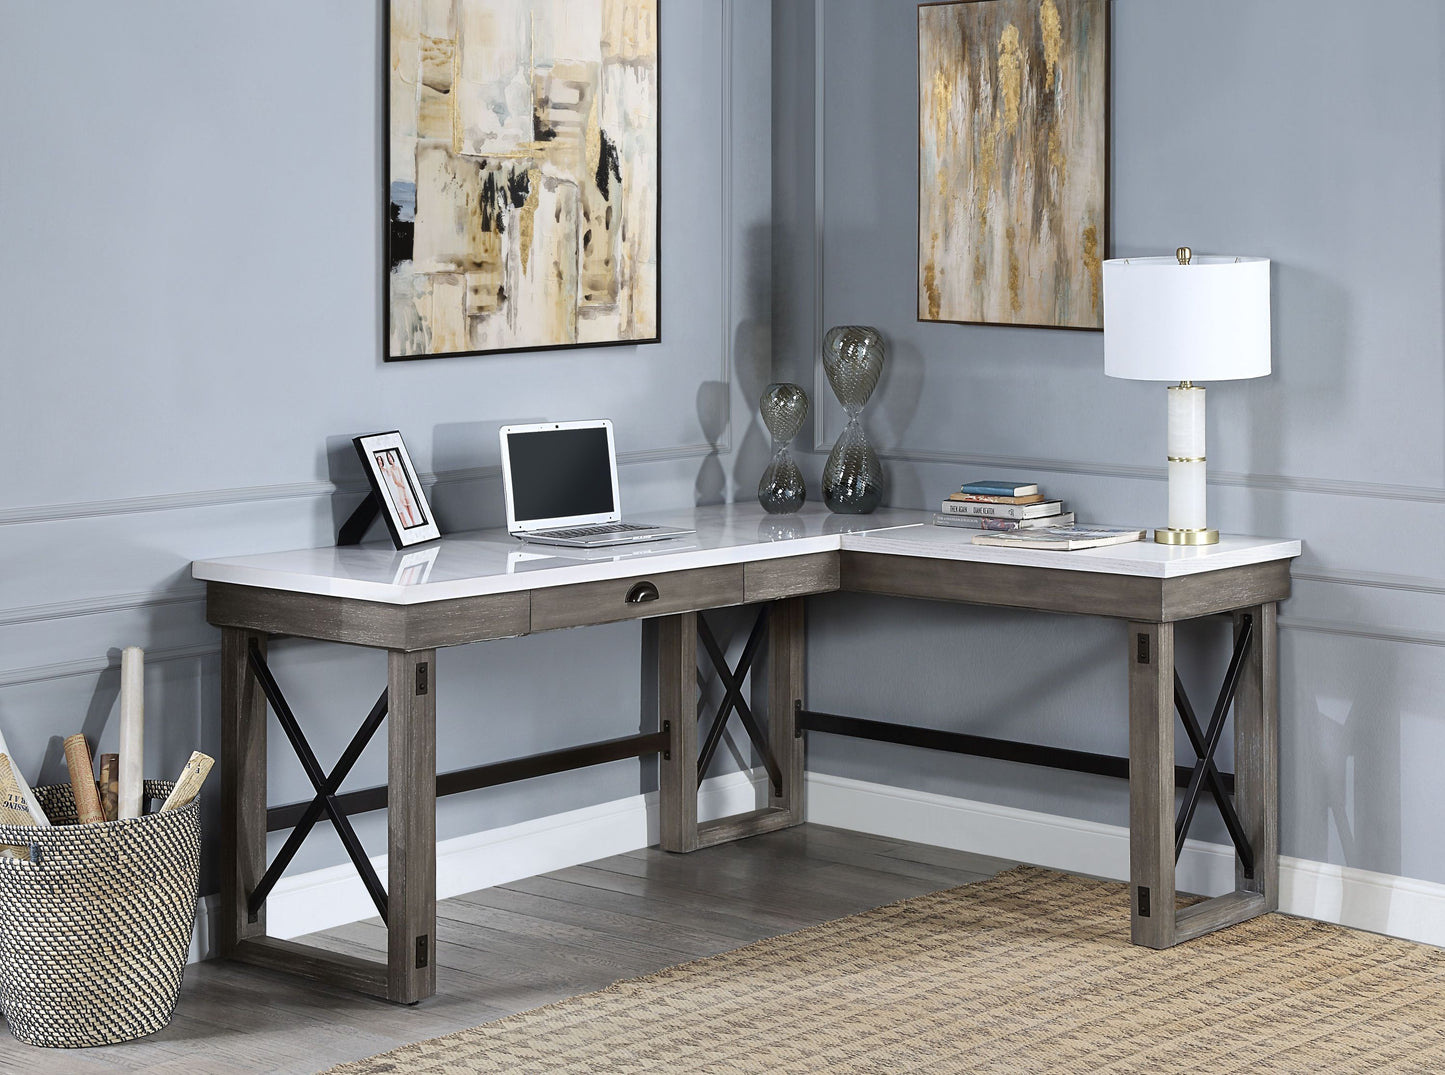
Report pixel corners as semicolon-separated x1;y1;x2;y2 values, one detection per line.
499;420;695;548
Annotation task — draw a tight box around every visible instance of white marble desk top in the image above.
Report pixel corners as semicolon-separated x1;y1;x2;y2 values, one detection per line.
191;503;1301;606
842;524;1301;580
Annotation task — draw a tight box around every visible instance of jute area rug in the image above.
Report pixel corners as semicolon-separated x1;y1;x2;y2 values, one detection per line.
325;866;1445;1074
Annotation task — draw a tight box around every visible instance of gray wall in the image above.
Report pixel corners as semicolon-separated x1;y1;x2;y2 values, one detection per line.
789;0;1445;885
0;0;773;888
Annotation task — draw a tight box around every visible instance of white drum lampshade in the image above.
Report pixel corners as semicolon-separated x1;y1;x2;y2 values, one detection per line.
1103;249;1271;545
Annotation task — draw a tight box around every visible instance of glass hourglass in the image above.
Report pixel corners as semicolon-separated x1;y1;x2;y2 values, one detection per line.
821;325;886;514
757;383;809;514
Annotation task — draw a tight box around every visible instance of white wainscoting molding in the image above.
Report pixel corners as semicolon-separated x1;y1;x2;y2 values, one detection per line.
188;768;767;963
805;772;1445;950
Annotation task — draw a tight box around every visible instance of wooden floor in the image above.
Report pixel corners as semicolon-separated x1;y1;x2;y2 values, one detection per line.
0;826;1013;1075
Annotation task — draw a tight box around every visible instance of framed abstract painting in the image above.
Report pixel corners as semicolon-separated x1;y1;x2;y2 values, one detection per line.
386;1;660;360
918;0;1109;331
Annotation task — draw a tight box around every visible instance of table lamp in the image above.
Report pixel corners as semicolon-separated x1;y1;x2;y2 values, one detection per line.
1102;247;1271;545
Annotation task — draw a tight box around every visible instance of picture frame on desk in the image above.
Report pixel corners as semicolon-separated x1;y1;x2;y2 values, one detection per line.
353;431;440;548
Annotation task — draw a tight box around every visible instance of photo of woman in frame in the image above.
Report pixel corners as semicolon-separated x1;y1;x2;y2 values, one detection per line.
373;447;426;529
349;431;441;549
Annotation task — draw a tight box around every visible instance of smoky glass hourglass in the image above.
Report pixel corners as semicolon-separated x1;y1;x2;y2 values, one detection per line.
757;382;809;514
821;325;886;514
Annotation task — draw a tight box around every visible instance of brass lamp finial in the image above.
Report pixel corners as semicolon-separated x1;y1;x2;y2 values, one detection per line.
1176;246;1192;265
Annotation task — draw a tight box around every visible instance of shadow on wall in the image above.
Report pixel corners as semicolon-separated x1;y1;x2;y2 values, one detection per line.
36;659;123;788
323;434;373;544
695;380;729;505
1242;263;1350;537
430;420;514;532
730;224;776;507
872;329;925;509
1292;618;1403;894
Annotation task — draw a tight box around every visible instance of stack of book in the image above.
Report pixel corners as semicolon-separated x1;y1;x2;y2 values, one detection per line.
934;479;1075;531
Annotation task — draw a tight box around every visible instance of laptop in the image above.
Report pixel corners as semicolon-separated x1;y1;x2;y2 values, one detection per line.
499;420;695;547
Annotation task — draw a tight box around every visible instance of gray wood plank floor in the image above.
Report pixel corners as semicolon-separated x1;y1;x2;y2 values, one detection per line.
0;826;1014;1075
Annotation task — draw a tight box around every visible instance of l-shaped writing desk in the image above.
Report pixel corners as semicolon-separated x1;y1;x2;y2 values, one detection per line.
192;503;1300;1003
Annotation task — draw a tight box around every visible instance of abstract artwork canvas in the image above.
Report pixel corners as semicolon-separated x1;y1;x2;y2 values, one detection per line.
918;0;1108;330
387;1;659;360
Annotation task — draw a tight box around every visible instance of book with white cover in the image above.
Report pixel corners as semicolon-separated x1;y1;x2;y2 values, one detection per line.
939;499;1063;519
970;526;1147;551
932;511;1075;530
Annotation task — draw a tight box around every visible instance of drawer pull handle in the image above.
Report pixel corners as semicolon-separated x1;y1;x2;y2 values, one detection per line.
626;581;660;604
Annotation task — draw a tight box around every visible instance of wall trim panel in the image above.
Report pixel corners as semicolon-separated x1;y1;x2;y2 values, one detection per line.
0;585;206;627
826;445;1445;505
1279;617;1445;649
0;643;218;690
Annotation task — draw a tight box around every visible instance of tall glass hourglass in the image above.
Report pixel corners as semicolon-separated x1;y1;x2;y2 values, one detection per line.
757;382;809;514
821;325;886;514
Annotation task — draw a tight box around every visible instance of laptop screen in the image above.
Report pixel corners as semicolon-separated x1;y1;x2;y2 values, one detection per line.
506;426;617;524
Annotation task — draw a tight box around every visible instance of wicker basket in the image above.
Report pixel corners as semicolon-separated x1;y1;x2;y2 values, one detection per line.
0;780;201;1048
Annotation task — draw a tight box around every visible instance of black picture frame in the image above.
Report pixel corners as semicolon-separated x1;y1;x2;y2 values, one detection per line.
351;431;441;548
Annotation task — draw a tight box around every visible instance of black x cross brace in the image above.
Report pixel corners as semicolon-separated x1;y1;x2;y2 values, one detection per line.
246;640;390;921
1173;614;1255;876
696;607;783;795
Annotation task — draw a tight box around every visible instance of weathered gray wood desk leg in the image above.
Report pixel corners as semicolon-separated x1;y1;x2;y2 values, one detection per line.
218;627;438;1003
657;597;807;853
1128;602;1279;947
220;628;269;957
386;649;437;1004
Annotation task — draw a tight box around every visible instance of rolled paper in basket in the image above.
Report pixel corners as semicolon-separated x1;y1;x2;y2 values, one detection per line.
0;726;48;827
99;753;119;822
63;735;106;825
118;646;145;820
0;755;38;858
159;752;214;813
0;756;40;828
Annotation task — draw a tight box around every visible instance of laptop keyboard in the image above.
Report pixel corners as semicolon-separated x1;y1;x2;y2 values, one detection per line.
542;523;658;539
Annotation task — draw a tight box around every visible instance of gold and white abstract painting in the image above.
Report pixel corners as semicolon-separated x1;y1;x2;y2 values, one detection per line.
388;0;659;359
918;0;1107;330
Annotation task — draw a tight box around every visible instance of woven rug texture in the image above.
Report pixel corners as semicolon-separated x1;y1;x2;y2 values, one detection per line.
324;866;1445;1074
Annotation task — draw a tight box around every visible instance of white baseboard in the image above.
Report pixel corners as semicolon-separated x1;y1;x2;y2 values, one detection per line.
188;767;1445;964
187;768;766;962
805;771;1445;950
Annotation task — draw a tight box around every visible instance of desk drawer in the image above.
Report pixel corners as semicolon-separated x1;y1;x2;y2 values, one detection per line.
531;565;744;632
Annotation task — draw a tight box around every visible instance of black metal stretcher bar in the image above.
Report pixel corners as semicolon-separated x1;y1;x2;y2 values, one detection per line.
796;707;1235;793
264;727;672;834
